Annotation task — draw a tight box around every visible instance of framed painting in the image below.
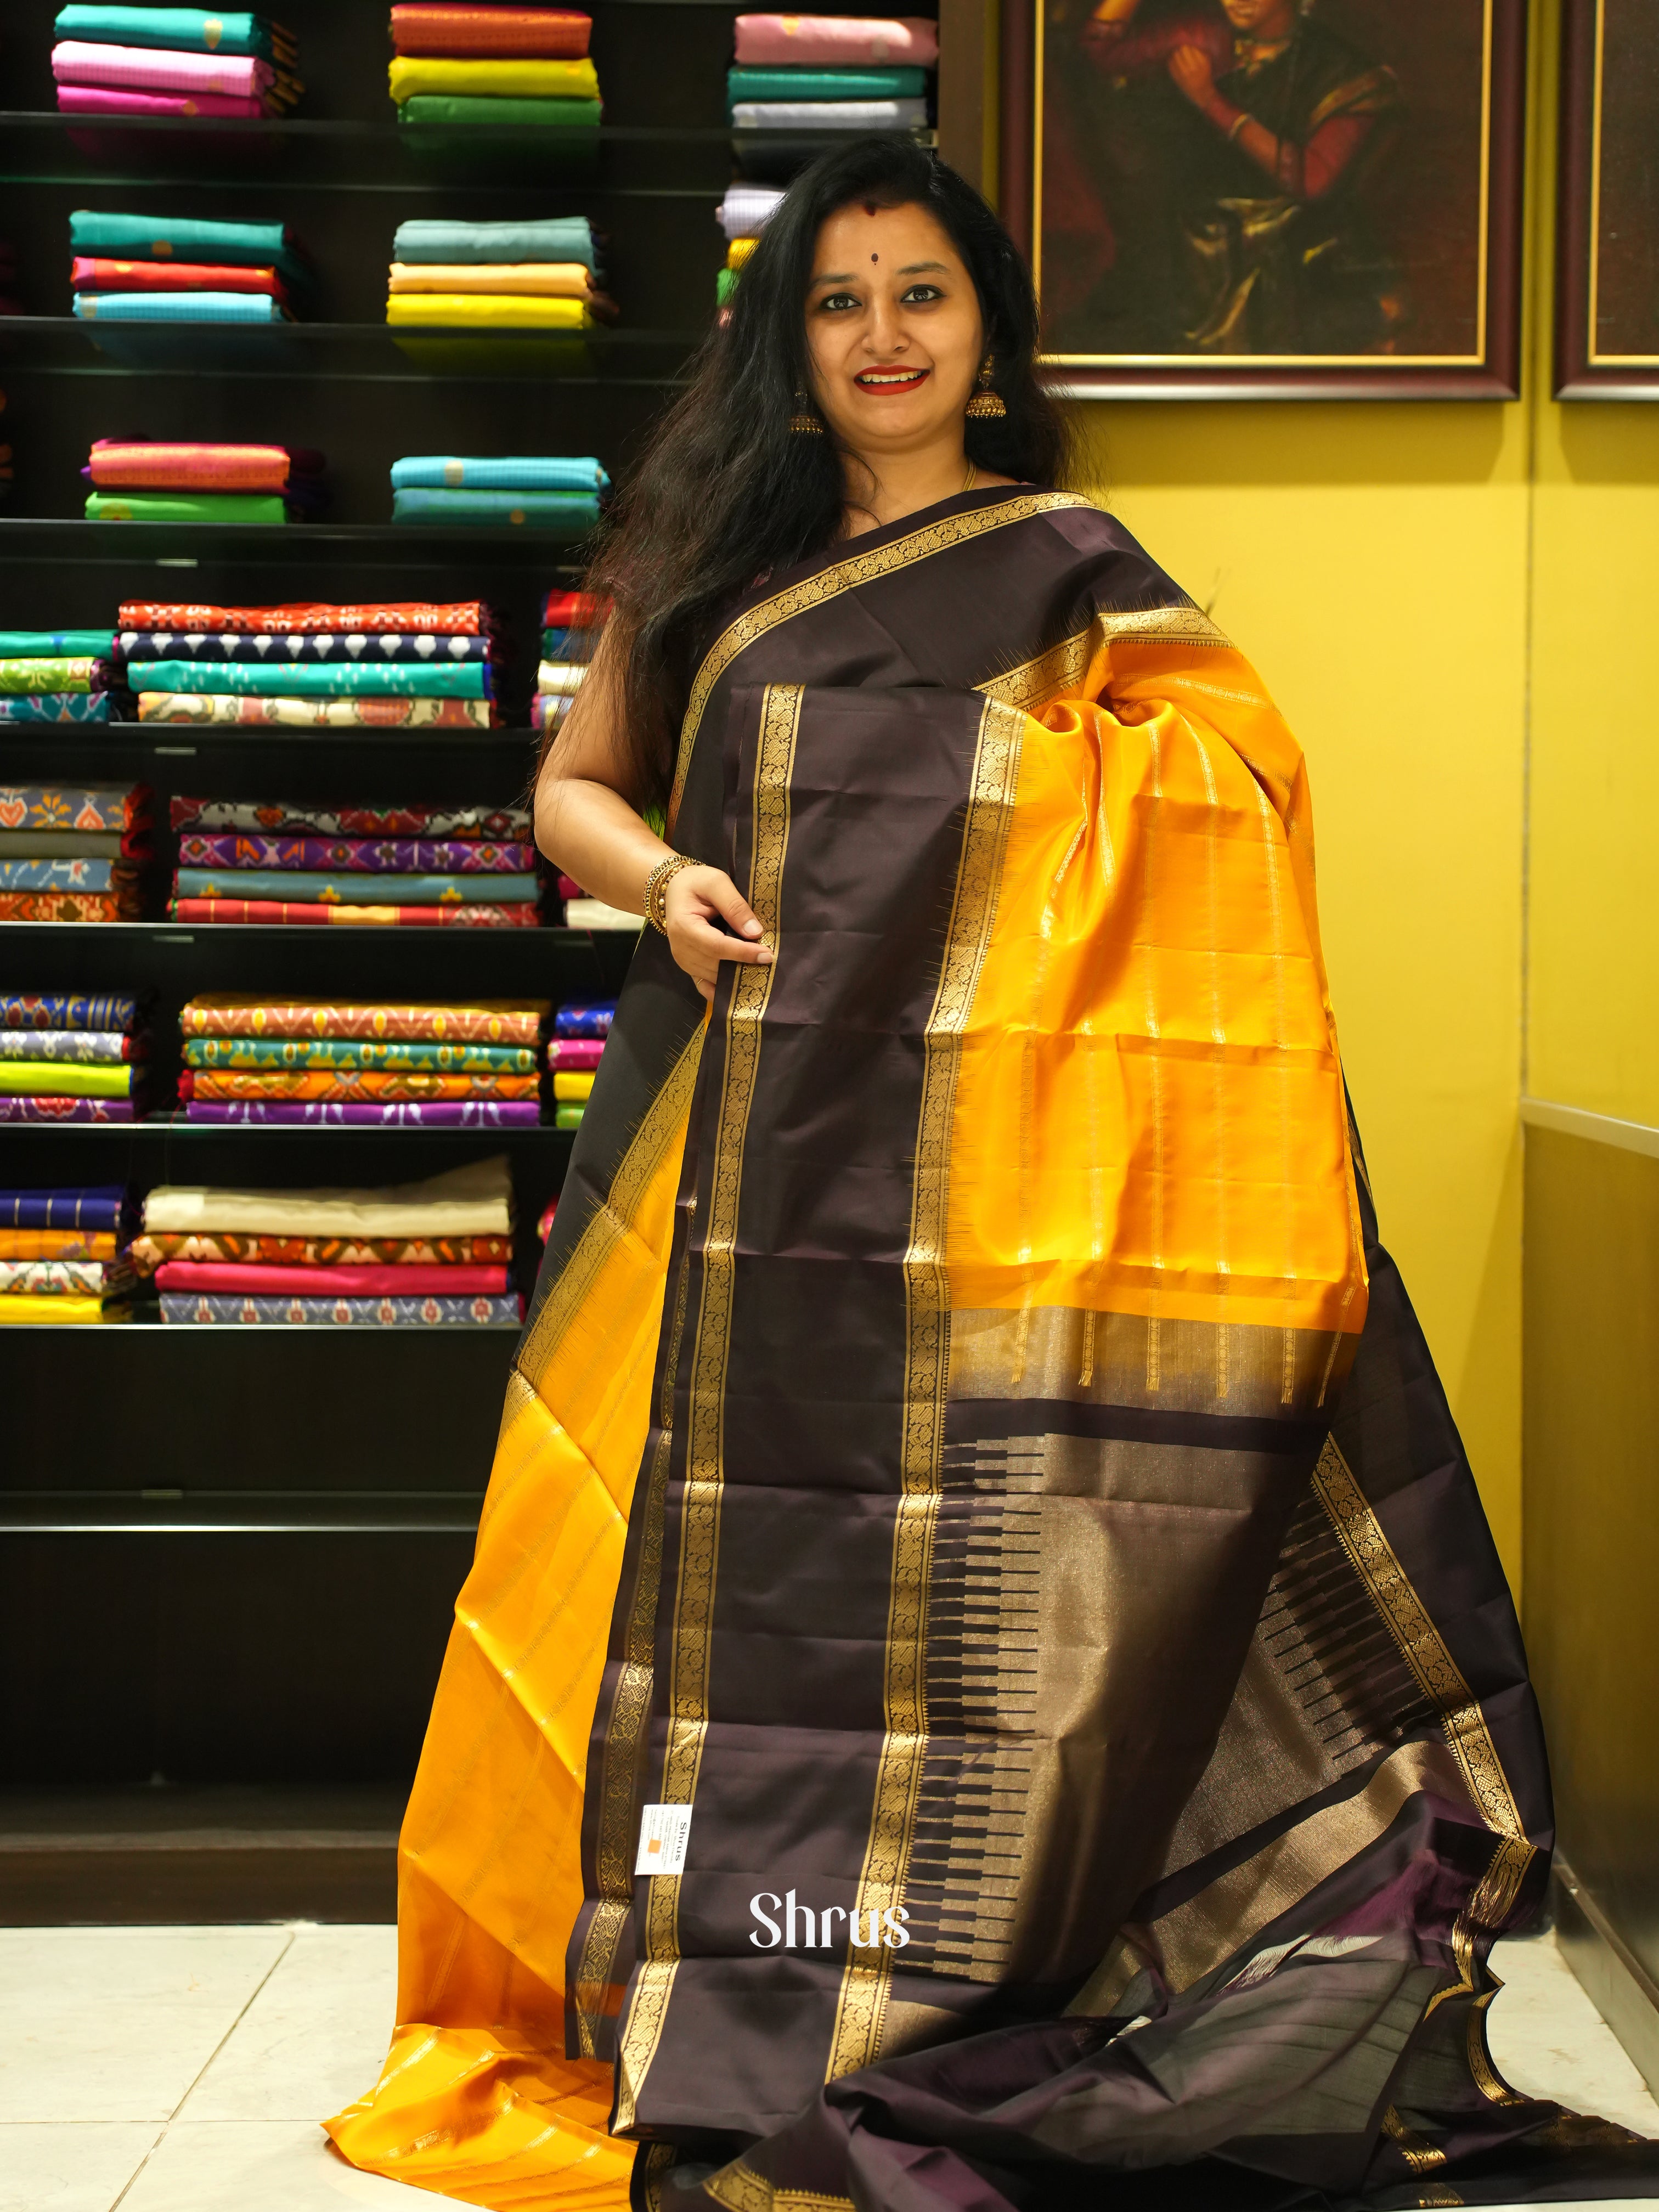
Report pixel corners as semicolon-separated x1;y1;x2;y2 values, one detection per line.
1556;0;1659;397
1000;0;1527;398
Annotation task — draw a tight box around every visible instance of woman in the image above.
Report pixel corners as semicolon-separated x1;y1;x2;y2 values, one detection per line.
330;140;1652;2212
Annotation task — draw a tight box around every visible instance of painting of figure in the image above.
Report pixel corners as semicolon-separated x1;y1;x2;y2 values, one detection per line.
1033;0;1510;377
1556;0;1659;391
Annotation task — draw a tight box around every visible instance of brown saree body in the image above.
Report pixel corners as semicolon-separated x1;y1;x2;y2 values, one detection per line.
329;488;1657;2212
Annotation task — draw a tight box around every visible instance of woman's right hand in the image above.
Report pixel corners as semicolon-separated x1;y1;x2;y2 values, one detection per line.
664;864;774;1003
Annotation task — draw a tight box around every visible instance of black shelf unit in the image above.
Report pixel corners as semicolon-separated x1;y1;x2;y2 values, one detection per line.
0;0;940;1903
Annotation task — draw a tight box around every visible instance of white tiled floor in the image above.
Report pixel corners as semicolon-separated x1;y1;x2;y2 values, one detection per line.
2;1923;1655;2210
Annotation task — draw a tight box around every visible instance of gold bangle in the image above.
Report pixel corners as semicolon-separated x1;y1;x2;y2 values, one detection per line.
1227;108;1250;142
644;851;696;934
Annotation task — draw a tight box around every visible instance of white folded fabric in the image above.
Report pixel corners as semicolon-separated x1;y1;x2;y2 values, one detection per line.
731;98;927;129
143;1155;512;1237
537;661;588;696
718;185;786;240
564;898;643;932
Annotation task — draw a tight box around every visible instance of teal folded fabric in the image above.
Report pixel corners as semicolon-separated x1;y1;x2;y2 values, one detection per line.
86;493;286;524
726;66;927;103
75;292;289;325
0;632;113;658
128;658;486;698
390;456;607;493
391;217;595;269
0;695;111;724
55;7;281;57
391;488;600;531
67;211;309;283
398;96;602;128
176;868;539;904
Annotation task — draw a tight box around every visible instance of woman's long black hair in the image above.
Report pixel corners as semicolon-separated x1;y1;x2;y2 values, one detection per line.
572;136;1073;808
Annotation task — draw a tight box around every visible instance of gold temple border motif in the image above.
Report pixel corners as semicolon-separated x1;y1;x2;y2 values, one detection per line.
613;682;802;2131
825;697;1029;2083
517;1023;706;1392
667;493;1092;826
705;2157;855;2212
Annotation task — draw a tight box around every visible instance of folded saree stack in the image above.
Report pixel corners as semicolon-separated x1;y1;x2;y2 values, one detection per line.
0;1181;136;1323
70;209;313;327
124;598;500;727
386;213;607;331
142;1154;522;1322
167;792;541;929
546;996;610;1129
0;628;125;725
387;6;600;132
532;584;606;732
0;992;149;1126
0;783;150;922
714;185;782;308
52;5;302;121
729;12;934;170
85;440;325;525
390;454;606;533
174;992;548;1126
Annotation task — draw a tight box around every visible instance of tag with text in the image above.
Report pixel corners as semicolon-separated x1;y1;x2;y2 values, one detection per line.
635;1803;693;1878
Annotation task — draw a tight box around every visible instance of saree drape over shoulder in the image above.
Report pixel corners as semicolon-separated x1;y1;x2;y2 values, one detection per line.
328;488;1657;2211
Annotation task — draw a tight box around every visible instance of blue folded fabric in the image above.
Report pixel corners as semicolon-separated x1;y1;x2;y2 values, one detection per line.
0;631;114;658
176;868;540;904
55;7;281;57
67;211;309;283
389;455;608;493
127;659;487;699
391;488;600;532
0;857;117;891
0;1186;128;1229
0;693;112;723
391;217;595;269
75;293;290;325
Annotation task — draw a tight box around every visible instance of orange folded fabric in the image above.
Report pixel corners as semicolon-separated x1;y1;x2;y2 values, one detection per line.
389;4;590;57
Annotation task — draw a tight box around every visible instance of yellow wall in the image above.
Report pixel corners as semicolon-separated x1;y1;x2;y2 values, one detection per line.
1074;405;1530;1582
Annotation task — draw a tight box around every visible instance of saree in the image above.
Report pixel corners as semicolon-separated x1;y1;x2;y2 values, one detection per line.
329;487;1655;2212
389;7;592;59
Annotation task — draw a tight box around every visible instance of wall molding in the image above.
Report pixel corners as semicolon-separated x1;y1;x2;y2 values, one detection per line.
1521;1097;1659;1159
1552;1857;1659;2104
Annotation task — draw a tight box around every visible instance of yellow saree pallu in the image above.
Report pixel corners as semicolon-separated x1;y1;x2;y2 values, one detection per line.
333;490;1634;2211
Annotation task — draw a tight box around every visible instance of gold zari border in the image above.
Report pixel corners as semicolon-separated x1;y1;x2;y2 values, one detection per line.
613;682;803;2130
667;493;1092;825
975;603;1229;715
706;2158;855;2212
825;697;1029;2082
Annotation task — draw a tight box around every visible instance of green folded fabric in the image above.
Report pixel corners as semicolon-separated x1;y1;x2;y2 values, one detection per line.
176;868;539;904
392;217;595;268
67;211;309;285
398;95;602;128
0;631;113;658
0;1061;133;1098
129;658;486;699
54;7;283;57
391;488;599;532
86;493;287;525
0;657;95;695
726;67;927;103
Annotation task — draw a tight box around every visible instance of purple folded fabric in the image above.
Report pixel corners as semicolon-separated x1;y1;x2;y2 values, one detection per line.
184;1100;541;1126
0;1097;136;1124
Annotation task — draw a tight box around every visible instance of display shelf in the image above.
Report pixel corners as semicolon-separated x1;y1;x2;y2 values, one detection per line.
4;1491;498;1531
0;1119;576;1139
0;518;598;565
0;727;541;752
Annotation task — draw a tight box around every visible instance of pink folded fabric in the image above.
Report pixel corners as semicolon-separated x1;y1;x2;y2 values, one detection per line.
732;13;938;65
58;83;269;117
153;1260;511;1296
53;41;276;96
549;1038;603;1069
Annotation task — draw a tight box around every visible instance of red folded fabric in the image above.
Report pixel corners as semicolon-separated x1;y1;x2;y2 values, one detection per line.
58;84;272;118
72;257;287;300
390;5;591;57
153;1260;510;1295
168;899;540;928
120;600;489;635
89;442;319;492
543;589;611;626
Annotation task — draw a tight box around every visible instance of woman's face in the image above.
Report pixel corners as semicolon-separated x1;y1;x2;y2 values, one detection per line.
804;199;985;459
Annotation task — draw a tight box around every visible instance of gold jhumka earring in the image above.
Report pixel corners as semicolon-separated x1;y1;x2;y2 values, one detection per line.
965;353;1007;419
789;388;824;435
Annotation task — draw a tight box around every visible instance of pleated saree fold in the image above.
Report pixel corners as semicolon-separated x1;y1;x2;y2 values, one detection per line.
330;488;1645;2212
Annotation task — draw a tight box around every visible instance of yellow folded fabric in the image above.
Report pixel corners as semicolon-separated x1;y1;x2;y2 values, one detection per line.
387;55;599;103
727;238;758;269
387;262;592;297
0;1061;131;1098
0;1295;112;1323
552;1070;594;1101
385;294;590;330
